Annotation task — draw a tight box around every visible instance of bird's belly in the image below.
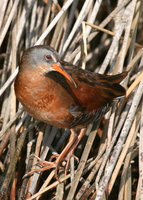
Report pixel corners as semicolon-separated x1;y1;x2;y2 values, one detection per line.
15;78;74;128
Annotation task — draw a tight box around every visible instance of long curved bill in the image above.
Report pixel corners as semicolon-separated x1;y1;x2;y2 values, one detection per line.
52;62;77;88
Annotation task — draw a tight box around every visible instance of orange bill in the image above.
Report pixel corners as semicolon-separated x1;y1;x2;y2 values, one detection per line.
52;62;77;88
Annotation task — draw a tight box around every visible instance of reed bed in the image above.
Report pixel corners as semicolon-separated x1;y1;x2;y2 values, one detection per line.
0;0;143;199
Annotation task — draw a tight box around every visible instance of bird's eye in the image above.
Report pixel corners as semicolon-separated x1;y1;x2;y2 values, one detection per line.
46;55;51;60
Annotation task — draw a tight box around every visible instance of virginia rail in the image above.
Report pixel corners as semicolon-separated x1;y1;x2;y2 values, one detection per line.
14;45;127;180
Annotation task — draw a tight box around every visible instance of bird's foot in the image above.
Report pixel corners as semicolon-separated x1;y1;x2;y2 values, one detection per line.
48;150;79;178
48;151;79;177
23;151;79;181
23;129;86;181
23;153;61;181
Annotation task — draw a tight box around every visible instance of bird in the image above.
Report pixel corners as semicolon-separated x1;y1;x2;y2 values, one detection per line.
14;45;127;181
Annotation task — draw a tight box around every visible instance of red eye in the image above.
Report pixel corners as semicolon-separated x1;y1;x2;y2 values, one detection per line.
46;55;51;60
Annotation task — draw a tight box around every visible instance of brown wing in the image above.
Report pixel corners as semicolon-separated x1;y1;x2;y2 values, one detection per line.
50;62;127;128
63;64;127;112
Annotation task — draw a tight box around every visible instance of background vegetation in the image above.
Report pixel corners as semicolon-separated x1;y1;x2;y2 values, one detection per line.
0;0;143;199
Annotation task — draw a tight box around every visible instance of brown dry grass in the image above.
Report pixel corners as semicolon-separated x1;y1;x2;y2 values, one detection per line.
0;0;143;199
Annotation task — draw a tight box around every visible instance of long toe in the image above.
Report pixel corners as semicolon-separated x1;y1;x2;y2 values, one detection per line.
23;161;56;178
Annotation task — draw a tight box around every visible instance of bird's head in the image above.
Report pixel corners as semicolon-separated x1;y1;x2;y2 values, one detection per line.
19;45;77;87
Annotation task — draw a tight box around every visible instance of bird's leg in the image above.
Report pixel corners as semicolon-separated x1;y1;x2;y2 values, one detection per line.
48;129;77;162
23;129;78;181
64;127;87;176
53;129;78;180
